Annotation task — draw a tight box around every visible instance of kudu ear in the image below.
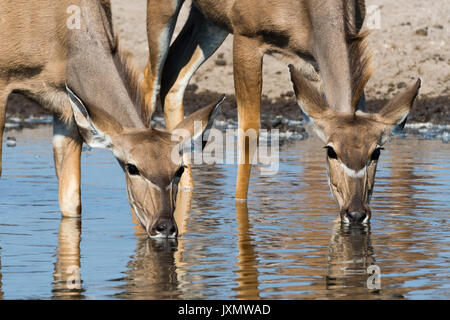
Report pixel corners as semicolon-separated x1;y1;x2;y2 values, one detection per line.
171;95;225;153
289;65;331;120
66;85;113;149
378;79;422;126
289;65;333;142
376;79;421;144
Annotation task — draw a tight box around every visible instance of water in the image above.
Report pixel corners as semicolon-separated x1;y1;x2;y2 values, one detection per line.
0;126;449;299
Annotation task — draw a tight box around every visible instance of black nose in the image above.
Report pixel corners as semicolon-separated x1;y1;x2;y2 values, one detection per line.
152;220;177;237
347;211;366;223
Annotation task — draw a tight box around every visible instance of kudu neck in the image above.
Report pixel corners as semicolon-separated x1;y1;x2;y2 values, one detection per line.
65;2;146;131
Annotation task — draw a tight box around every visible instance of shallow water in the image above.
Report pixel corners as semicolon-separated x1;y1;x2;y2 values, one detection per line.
0;126;449;300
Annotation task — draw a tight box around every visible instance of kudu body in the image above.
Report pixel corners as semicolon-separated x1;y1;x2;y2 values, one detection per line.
0;0;221;237
144;0;421;222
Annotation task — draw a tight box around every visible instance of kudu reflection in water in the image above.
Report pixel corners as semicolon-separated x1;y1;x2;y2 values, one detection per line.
325;221;375;295
52;218;84;299
234;202;260;300
113;190;193;299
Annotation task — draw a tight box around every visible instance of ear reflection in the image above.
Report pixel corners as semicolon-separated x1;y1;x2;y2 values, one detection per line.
326;219;376;293
52;218;84;299
233;202;260;300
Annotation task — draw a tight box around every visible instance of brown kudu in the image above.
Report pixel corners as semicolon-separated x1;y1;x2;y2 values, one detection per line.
0;0;223;237
143;0;421;222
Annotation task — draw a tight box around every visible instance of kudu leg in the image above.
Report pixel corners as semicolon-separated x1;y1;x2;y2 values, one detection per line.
233;36;264;200
0;90;8;177
142;0;184;124
160;6;227;130
53;116;83;217
160;6;227;189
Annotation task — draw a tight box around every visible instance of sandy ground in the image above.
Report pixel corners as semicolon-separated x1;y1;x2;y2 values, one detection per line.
112;0;449;101
5;0;449;124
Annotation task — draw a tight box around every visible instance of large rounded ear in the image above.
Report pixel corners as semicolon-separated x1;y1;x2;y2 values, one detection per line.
289;65;333;142
289;65;331;120
66;85;113;149
378;79;421;127
376;79;421;144
171;95;225;153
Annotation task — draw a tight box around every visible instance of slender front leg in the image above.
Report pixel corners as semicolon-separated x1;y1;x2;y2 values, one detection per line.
142;0;183;124
0;89;10;177
233;35;264;200
161;6;227;131
53;116;83;217
160;6;227;189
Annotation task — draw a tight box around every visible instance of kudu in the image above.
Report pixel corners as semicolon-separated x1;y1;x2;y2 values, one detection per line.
0;0;223;237
142;0;368;196
143;0;421;222
289;65;421;223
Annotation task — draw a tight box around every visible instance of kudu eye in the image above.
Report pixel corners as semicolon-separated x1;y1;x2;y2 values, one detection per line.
370;147;383;161
325;146;338;160
126;164;140;176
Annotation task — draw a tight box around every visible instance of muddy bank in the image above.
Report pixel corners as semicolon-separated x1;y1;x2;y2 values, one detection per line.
4;87;449;133
176;85;450;127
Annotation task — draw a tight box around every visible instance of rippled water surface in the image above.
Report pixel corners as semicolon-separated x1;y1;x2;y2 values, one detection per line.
0;126;449;299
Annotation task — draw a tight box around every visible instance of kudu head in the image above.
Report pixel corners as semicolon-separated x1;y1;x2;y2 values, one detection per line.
289;65;421;224
66;87;224;238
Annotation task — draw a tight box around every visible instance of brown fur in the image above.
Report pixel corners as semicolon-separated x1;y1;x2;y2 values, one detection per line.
111;37;146;122
143;0;373;200
290;64;421;222
347;31;373;110
0;0;223;237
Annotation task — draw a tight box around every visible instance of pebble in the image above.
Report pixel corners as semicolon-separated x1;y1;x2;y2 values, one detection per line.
7;117;22;123
6;137;16;147
415;27;428;36
215;59;227;66
24;117;52;124
5;123;21;129
442;131;449;144
397;82;407;89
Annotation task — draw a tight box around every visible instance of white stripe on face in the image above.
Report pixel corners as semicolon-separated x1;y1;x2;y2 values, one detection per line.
340;162;367;178
127;187;147;228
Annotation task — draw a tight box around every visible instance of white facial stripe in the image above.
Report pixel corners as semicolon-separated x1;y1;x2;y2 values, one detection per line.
127;187;147;227
340;162;367;178
126;166;163;192
144;177;162;192
326;173;335;201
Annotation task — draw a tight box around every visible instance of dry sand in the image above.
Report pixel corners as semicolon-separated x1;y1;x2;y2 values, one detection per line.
112;0;449;99
6;0;449;124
